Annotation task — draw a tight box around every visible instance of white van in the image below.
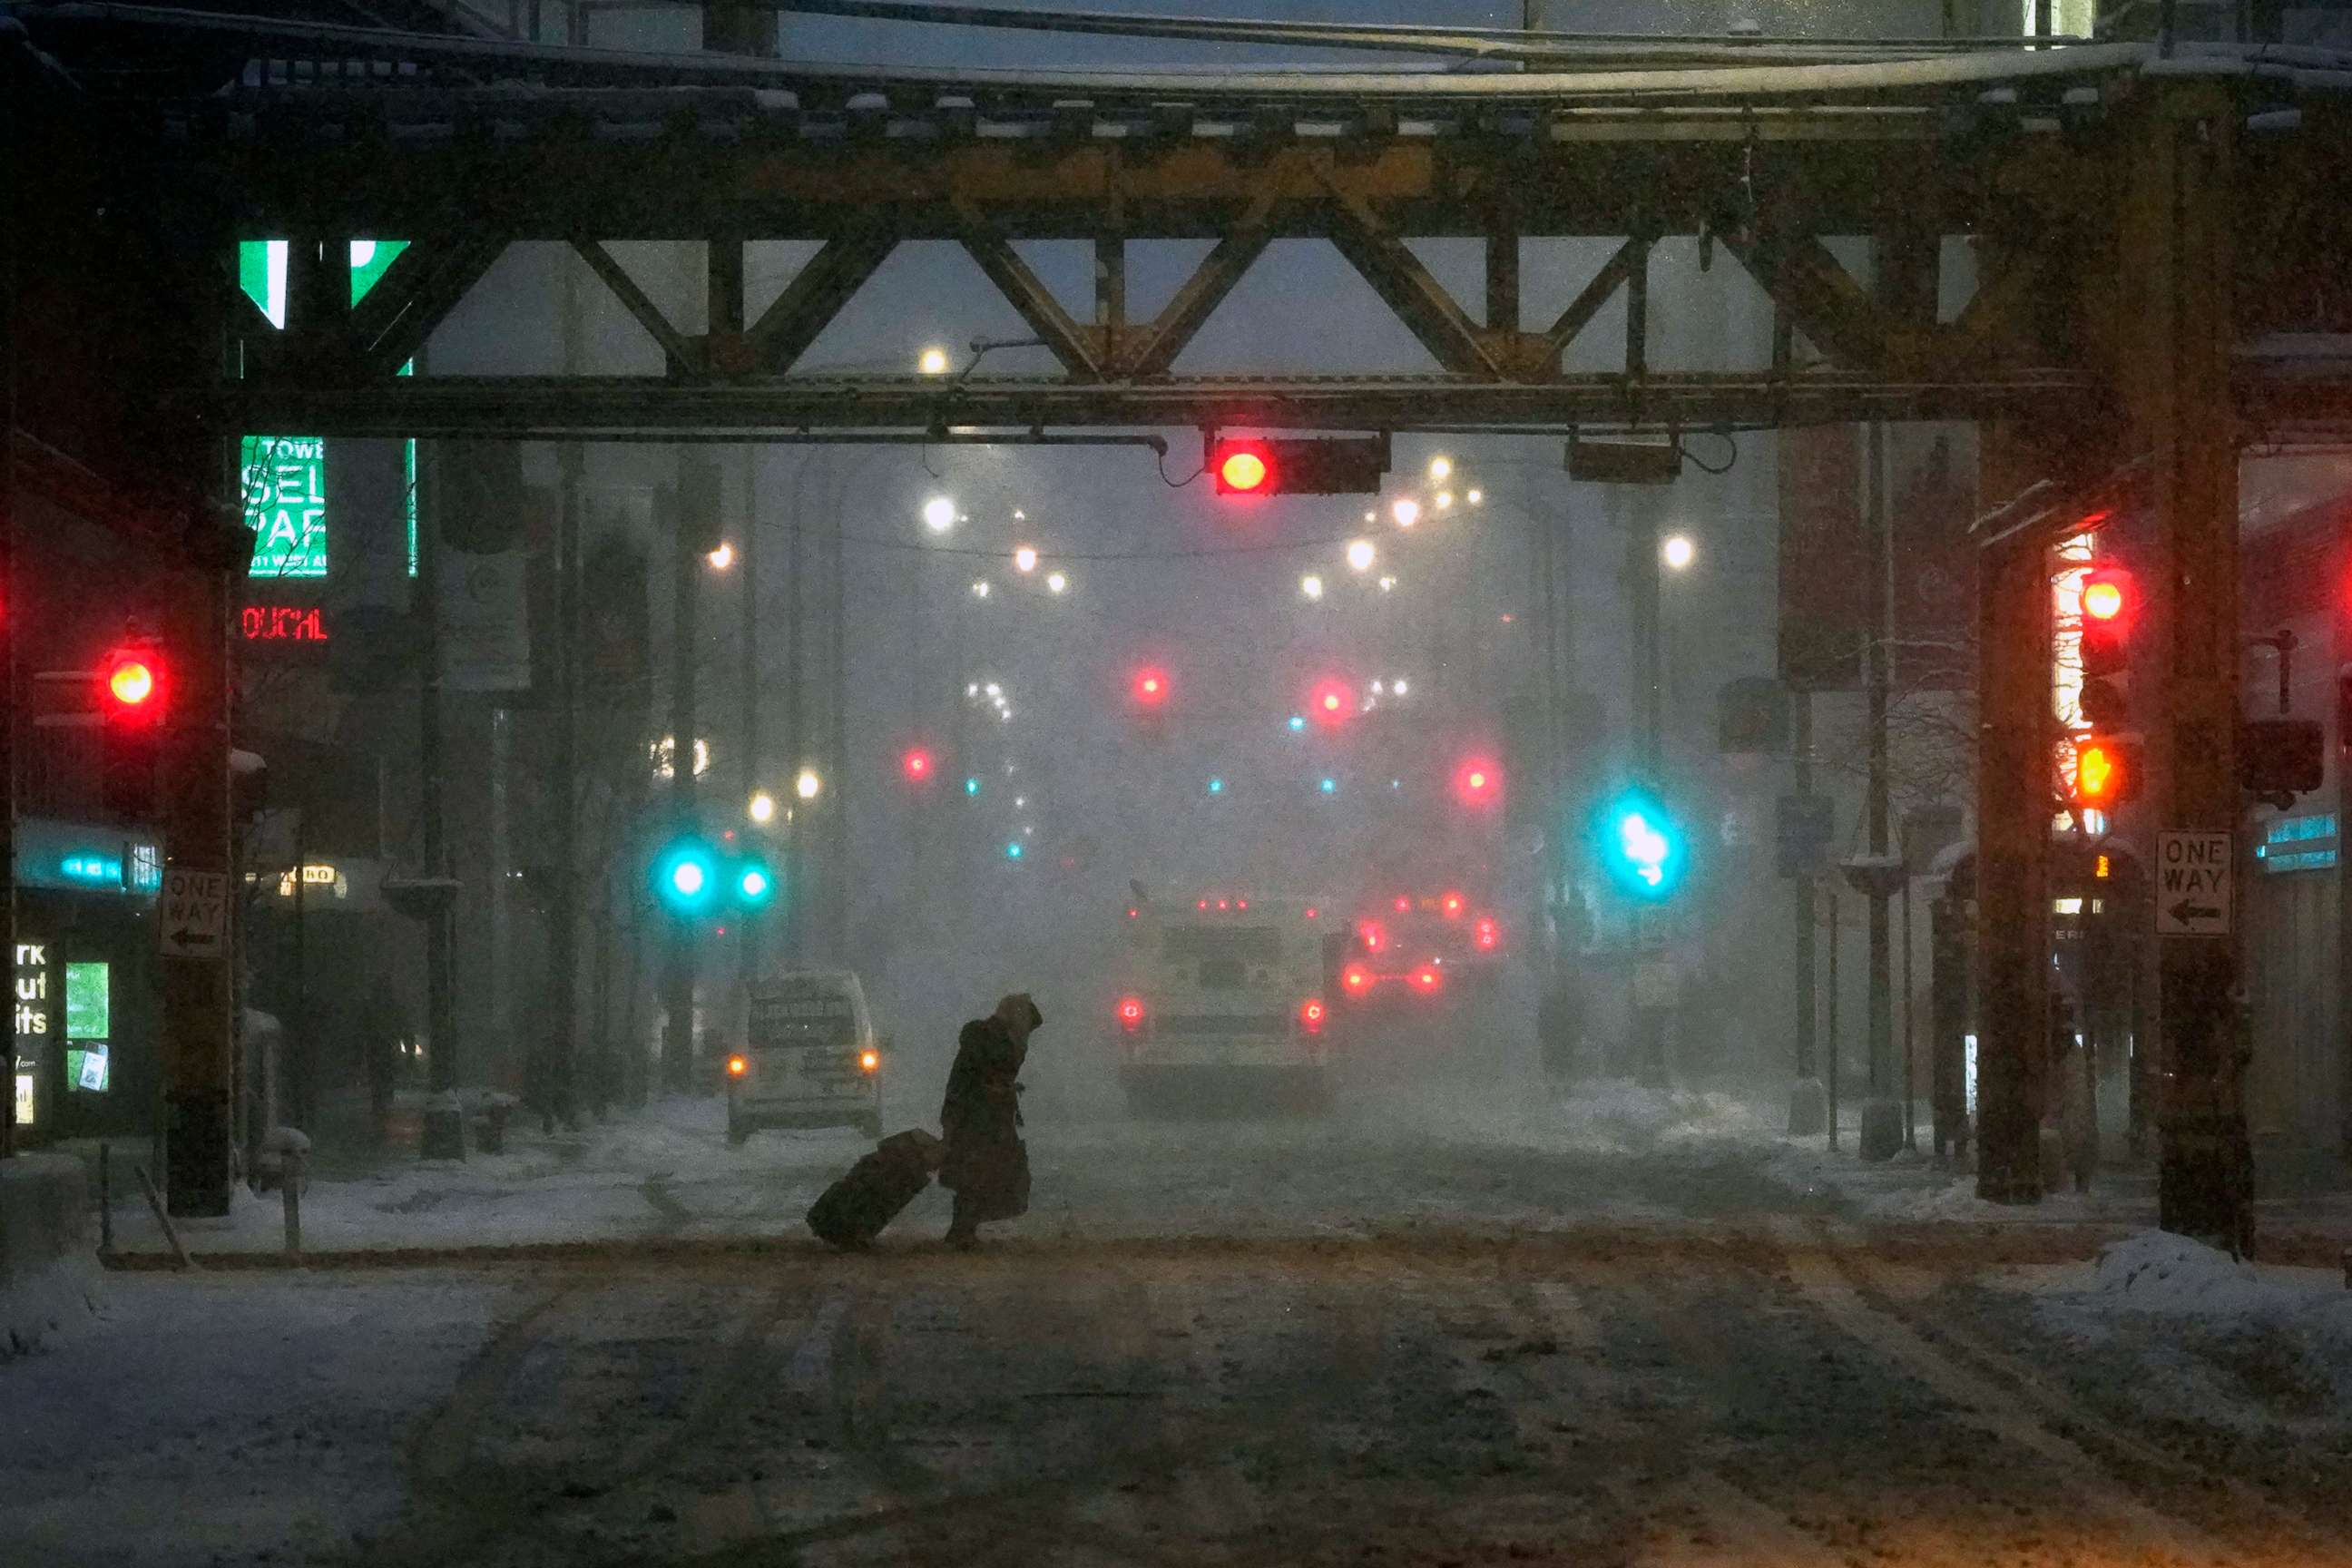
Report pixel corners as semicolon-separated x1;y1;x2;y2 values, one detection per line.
729;970;885;1144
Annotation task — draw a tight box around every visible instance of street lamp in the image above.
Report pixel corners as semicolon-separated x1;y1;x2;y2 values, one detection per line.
1377;574;1396;593
1346;539;1376;573
923;496;956;534
1661;533;1697;572
1014;545;1038;573
749;789;777;824
1435;491;1454;512
1300;573;1325;602
1045;571;1068;594
918;346;951;375
1428;456;1452;482
1392;497;1421;529
706;541;735;570
1467;488;1484;506
971;579;991;599
795;768;823;801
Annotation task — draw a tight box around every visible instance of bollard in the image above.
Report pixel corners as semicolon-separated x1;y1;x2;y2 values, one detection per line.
282;1147;303;1262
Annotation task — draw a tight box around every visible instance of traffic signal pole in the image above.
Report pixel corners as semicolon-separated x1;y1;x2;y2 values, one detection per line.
662;476;702;1093
415;442;466;1162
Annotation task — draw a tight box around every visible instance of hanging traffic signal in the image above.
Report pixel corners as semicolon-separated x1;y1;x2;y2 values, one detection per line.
102;642;167;725
2079;564;2136;678
902;747;934;784
1595;786;1687;901
1132;666;1171;708
1308;678;1354;727
2068;735;2143;808
1207;435;1387;497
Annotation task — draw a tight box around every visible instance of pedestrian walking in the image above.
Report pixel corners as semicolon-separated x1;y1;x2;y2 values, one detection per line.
938;993;1042;1249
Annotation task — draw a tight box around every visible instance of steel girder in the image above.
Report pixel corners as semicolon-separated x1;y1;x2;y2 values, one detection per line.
19;8;2352;438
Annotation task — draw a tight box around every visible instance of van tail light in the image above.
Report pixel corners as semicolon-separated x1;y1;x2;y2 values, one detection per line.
1117;996;1146;1033
1441;891;1465;918
726;1054;749;1078
1357;920;1385;953
1341;965;1371;995
1411;966;1443;994
1475;917;1499;951
1299;998;1326;1035
859;1048;880;1073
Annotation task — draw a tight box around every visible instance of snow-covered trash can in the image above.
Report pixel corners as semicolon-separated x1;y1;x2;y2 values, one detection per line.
252;1125;310;1195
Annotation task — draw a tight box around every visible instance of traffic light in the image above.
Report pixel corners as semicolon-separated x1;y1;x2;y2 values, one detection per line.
902;747;934;784
1308;678;1354;728
652;835;720;916
2068;735;2143;808
1207;435;1387;497
734;854;778;910
2079;564;2136;679
1595;786;1687;900
1454;756;1501;808
99;641;167;819
2239;718;2324;799
1132;666;1171;709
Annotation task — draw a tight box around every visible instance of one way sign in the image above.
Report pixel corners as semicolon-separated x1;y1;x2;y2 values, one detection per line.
159;868;229;958
2155;831;2233;938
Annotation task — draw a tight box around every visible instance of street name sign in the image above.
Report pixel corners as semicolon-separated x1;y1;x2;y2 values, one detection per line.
159;868;229;957
2154;831;2232;937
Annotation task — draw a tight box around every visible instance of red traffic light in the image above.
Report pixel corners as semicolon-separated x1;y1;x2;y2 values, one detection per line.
902;747;934;782
2081;565;2133;624
102;644;165;724
1212;441;1273;495
1454;756;1502;808
1308;678;1353;726
1133;666;1170;707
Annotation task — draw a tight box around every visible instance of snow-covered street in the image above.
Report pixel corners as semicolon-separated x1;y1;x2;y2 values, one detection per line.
12;1082;2351;1568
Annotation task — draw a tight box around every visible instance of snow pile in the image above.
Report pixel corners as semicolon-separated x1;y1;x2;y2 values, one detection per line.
2092;1230;2310;1315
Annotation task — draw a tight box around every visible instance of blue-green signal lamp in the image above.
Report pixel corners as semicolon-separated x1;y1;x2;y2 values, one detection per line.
652;836;721;916
1595;786;1686;900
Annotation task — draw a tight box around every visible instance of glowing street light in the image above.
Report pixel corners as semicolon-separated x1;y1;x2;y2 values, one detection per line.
1014;545;1039;573
918;346;952;375
1377;574;1396;593
1345;539;1377;573
1466;488;1484;506
1392;497;1421;529
706;541;735;570
1661;533;1697;572
795;768;823;801
922;495;957;534
971;579;992;599
1435;491;1454;512
1427;456;1452;482
1045;571;1068;594
749;789;777;824
1299;573;1325;602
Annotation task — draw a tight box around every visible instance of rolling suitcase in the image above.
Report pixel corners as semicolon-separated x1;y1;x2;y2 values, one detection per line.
806;1129;942;1249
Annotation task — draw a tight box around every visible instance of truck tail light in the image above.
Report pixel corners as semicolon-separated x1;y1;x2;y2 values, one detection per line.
1299;998;1326;1035
1342;965;1371;994
1117;996;1146;1033
1475;917;1499;951
1411;966;1443;994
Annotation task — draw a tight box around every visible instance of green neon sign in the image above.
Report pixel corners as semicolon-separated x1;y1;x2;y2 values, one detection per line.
237;240;417;579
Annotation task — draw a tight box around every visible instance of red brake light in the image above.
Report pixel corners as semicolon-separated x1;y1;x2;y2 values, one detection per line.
726;1054;749;1078
1357;920;1385;952
1299;998;1326;1035
1117;996;1145;1032
1342;965;1370;992
1441;892;1465;918
1411;966;1443;993
1475;917;1499;950
1394;896;1410;913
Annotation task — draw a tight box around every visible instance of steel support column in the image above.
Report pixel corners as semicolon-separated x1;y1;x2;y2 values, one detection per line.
1974;436;2050;1204
2124;85;2254;1250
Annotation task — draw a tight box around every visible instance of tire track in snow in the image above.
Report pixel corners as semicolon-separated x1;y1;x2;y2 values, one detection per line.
1822;1230;2352;1566
1769;1217;2249;1567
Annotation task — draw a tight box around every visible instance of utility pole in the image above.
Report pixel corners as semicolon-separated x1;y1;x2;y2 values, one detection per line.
662;467;707;1093
545;171;587;1125
829;503;848;961
1789;692;1825;1134
1860;418;1903;1160
415;436;465;1162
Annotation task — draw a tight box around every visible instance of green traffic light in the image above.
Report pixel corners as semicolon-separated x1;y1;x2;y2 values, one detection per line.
1594;786;1686;901
652;837;720;915
735;858;777;908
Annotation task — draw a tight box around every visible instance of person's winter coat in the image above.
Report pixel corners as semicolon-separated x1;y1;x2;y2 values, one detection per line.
938;1014;1031;1222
